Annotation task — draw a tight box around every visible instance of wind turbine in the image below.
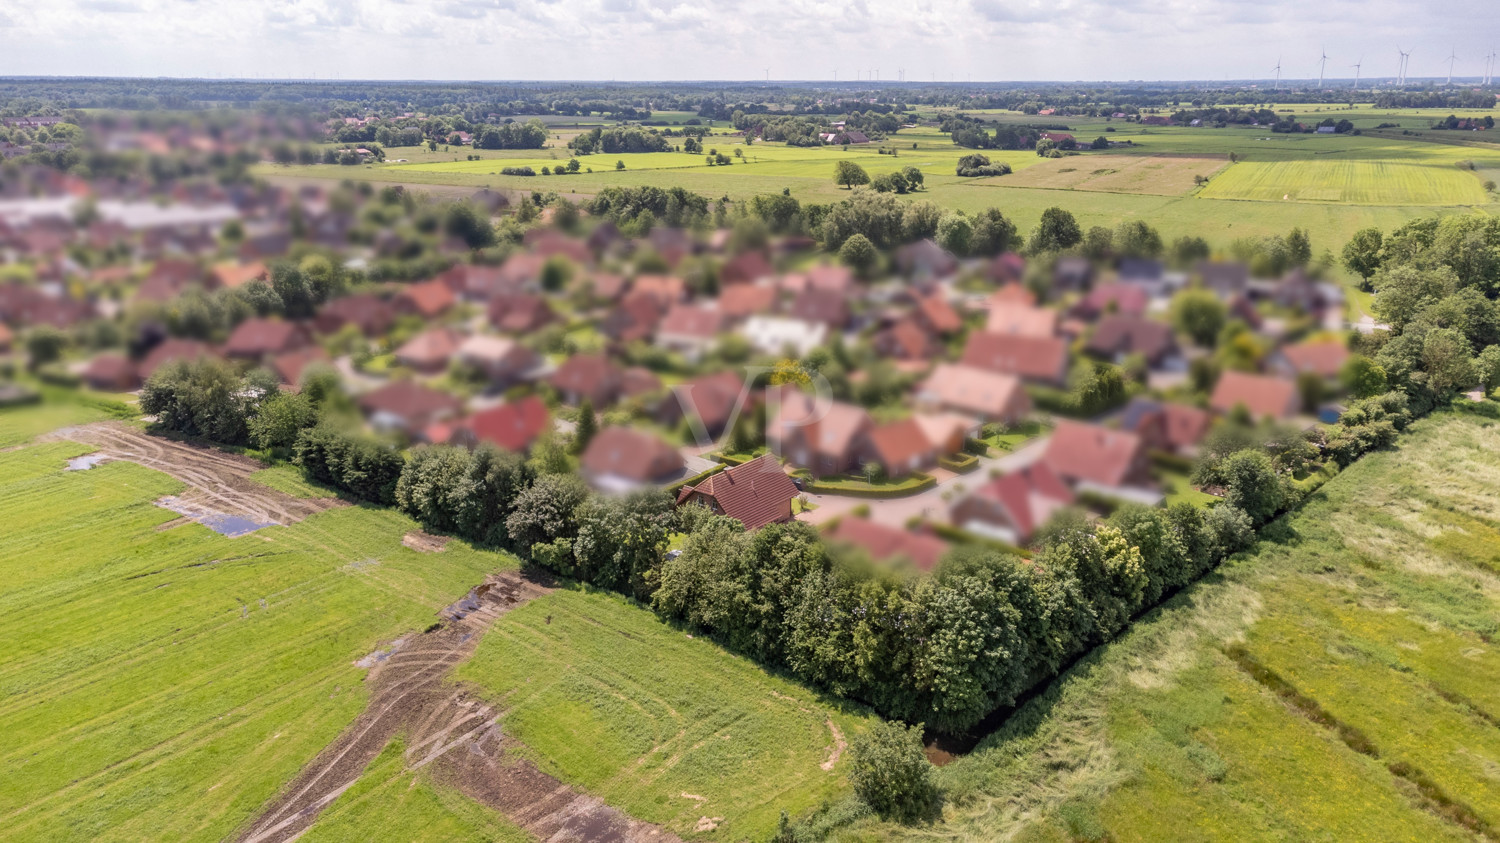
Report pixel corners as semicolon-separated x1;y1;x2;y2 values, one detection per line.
1351;56;1362;90
763;68;770;81
1446;48;1458;85
1318;47;1329;88
1273;55;1282;89
1396;46;1407;85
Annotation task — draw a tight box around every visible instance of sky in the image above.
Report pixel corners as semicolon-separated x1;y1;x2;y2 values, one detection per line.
0;0;1497;83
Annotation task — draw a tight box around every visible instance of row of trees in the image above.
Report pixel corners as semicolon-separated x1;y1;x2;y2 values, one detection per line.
568;125;672;155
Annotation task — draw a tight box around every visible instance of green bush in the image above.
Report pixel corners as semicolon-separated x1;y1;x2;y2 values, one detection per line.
938;452;979;472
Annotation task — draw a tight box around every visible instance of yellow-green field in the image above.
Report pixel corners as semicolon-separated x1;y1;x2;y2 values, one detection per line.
998;154;1228;196
1199;159;1491;205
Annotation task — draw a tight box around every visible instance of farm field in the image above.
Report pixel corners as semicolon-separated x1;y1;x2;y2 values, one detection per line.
1198;159;1491;205
453;586;872;841
261;106;1500;256
897;407;1500;842
0;404;867;842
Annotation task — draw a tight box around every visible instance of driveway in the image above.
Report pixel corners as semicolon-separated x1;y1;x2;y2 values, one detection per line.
798;437;1050;527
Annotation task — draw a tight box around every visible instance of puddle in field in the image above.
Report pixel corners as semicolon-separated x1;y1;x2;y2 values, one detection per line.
354;636;409;669
155;496;274;537
65;454;109;471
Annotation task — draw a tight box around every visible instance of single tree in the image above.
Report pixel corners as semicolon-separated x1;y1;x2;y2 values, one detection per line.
1027;207;1082;253
838;233;878;278
833;160;870;189
847;721;936;822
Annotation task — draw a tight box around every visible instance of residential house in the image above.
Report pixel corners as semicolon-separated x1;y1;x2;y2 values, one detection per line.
580;427;685;492
224;318;311;359
720;250;773;287
864;417;937;478
675;453;799;530
601;292;663;344
660;370;746;438
718;282;778;321
768;391;874;477
139;338;213;380
786;288;850;330
210;261;269;291
950;462;1075;546
1196;261;1251;300
1071;282;1149;320
1084;315;1181;369
1042;420;1157;502
549;353;624;407
395;327;464;374
742;315;828;358
1210;370;1300;421
1269;338;1350;383
394;280;456;319
1119;398;1211;457
442;395;550;453
656;303;725;360
271;346;330;390
961;331;1071;386
894;238;958;281
456;335;541;387
359;380;464;436
316;294;396;337
1053;256;1095;293
487;293;556;335
136;259;206;303
629;274;687;308
987;252;1027;285
916;363;1031;424
873;318;939;361
986;299;1059;337
913;294;963;336
824;517;949;571
81;353;139;392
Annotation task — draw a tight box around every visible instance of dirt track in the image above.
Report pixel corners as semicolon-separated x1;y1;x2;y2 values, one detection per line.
236;570;683;843
50;422;343;526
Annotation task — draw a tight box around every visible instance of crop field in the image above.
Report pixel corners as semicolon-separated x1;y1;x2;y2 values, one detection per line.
997;154;1229;196
453;586;872;841
1199;159;1491;205
903;406;1500;843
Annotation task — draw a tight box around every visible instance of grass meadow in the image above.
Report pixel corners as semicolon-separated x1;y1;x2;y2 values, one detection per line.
873;406;1500;842
453;586;873;841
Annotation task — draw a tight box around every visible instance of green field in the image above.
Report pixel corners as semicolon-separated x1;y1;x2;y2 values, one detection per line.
1200;159;1491;205
454;586;872;840
262;107;1500;262
895;406;1500;842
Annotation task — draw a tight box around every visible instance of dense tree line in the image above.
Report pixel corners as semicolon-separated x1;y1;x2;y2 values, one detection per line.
568;125;672;154
473;119;548;150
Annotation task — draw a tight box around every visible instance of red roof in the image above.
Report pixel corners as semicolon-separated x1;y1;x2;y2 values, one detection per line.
140;338;213;378
866;418;935;472
1279;340;1350;379
720;250;773;286
968;462;1075;540
1075;282;1148;318
671;371;745;432
397;280;456;318
358;380;464;426
1210;371;1299;420
224;318;309;358
826;517;949;571
1043;420;1148;489
916;295;963;334
676;454;798;530
961;331;1070;384
395;327;463;369
271;346;330;388
465;395;550;452
580;427;684;483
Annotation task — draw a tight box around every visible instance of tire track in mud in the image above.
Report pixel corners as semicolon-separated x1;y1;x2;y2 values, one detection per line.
236;570;684;843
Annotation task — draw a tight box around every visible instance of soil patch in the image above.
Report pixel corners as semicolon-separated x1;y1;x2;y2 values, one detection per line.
403;531;451;553
235;569;682;843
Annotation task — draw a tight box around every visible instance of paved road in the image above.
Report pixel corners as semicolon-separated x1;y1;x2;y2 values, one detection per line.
798;436;1051;527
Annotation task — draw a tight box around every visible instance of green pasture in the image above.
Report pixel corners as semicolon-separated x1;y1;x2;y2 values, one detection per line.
454;586;872;841
1200;159;1491;204
892;407;1500;842
0;432;511;841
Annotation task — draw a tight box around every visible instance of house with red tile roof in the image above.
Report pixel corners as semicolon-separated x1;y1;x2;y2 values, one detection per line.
271;346;330;390
210;261;268;290
656;303;725;360
660;371;747;437
985;299;1058;337
720;250;774;287
394;279;456;319
315;294;396;337
913;294;963;336
1070;282;1149;320
1210;370;1300;421
676;454;799;530
1269;339;1350;382
864;417;937;477
139;338;214;380
961;331;1070;385
1119;398;1212;457
457;335;541;386
1084;315;1181;369
441;395;550;452
768;391;873;477
825;517;950;571
718;282;779;320
629;274;687;307
951;462;1075;546
82;353;140;392
873;318;939;361
580;426;686;492
786;288;850;329
136;259;207;302
1042;420;1156;501
487;293;556;335
358;380;464;435
225;318;311;359
916;363;1031;424
395;327;463;374
549;353;625;407
601;293;664;344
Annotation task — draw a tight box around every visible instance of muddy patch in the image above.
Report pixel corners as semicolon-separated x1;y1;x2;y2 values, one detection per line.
353;636;409;670
156;496;275;537
65;453;110;471
820;720;847;772
403;531;450;553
